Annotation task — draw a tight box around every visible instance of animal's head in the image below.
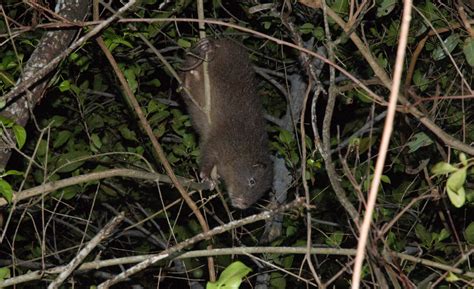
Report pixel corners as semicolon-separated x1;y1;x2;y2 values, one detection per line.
220;159;273;209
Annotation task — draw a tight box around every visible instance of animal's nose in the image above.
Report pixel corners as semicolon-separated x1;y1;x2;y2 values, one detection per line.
231;197;250;209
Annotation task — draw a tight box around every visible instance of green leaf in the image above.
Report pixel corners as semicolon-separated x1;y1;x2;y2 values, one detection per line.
286;225;297;237
111;37;133;49
432;34;460;61
147;100;168;116
459;152;467;166
50;115;67;128
0;70;15;90
331;0;349;15
90;133;102;150
413;70;429;92
464;222;474;245
124;68;138;93
431;162;457;175
376;53;388;69
55;151;89;173
299;23;315;35
206;261;252;289
326;231;344;246
463;37;474;67
59;80;71;92
377;0;396;17
407;132;433;153
415;224;432;247
419;1;442;22
313;26;325;40
173;145;187;156
354;89;372;103
12;124;26;149
386;231;405;251
0;267;11;280
69;52;79;61
147;78;161;87
119;126;137;142
149;110;171;124
446;272;460;282
52;186;80;200
193;268;204;279
270;272;286;289
466;188;474;203
147;100;161;114
4;170;23;176
182;133;195;148
278;130;293;145
153;123;166;138
0;115;13;127
437;228;450;242
380;175;391;184
446;167;467;208
53;131;72;148
177;38;192;48
36;139;48;157
0;179;13;203
87;114;105;130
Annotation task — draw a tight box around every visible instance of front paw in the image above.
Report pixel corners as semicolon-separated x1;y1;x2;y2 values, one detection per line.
199;173;215;191
200;166;219;190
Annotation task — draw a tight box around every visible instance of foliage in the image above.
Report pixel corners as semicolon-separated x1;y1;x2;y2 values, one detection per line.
0;0;473;288
432;153;474;208
206;261;252;289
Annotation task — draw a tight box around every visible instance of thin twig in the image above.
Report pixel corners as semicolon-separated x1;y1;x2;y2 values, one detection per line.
4;245;473;288
351;2;412;288
323;9;474;155
193;1;215;279
47;214;125;289
96;198;305;288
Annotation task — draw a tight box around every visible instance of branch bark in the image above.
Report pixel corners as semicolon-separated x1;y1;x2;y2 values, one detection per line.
0;168;209;207
0;0;89;168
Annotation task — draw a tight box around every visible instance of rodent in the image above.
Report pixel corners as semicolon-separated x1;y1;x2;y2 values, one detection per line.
180;38;273;209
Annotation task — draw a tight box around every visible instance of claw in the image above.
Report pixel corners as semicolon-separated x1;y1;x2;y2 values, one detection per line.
199;174;216;191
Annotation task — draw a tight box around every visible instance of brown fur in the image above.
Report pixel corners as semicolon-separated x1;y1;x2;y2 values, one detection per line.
181;38;272;209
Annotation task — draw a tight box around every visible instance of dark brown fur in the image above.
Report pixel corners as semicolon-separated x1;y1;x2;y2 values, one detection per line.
181;38;272;209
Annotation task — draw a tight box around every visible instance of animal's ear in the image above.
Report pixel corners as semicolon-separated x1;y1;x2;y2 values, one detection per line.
194;38;217;64
195;38;215;55
181;38;217;71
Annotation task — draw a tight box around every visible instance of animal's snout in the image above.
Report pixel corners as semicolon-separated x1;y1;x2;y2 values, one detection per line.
231;197;251;210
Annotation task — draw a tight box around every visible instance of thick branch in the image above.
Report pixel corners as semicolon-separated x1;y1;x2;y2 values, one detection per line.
0;168;208;207
0;0;90;168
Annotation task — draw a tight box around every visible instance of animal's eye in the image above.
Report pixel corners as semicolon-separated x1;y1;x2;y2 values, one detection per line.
248;177;256;187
